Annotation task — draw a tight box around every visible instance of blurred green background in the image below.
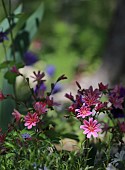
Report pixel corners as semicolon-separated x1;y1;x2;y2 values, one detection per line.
32;0;115;79
0;0;116;80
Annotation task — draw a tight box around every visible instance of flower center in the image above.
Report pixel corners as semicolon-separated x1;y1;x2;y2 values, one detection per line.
81;108;88;115
81;110;86;115
88;126;94;132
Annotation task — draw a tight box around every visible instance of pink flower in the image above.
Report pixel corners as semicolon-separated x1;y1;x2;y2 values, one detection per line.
80;117;101;138
34;102;48;115
0;91;5;101
83;86;100;106
68;103;77;113
84;95;99;107
75;104;92;118
95;102;108;112
12;109;21;122
10;66;22;76
46;96;60;107
24;112;39;129
98;82;108;91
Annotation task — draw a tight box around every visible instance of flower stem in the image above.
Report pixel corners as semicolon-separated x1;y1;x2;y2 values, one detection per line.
2;0;18;109
2;0;16;61
2;42;8;62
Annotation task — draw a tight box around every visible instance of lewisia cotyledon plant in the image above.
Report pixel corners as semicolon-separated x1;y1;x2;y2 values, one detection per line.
80;117;101;138
75;104;93;118
65;82;125;139
24;112;39;129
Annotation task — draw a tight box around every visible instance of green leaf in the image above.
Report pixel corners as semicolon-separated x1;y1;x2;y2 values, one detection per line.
0;82;15;132
4;142;15;149
6;153;15;159
0;4;23;31
2;62;24;84
87;143;97;166
38;133;47;140
20;129;35;137
25;3;44;38
0;61;15;69
4;70;17;84
0;61;24;70
13;2;44;59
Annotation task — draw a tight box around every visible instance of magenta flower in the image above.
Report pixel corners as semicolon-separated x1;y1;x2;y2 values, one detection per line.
34;102;48;115
46;96;60;107
31;71;45;83
24;112;39;129
12;109;21;122
83;86;100;106
10;66;22;76
68;103;77;113
98;82;108;91
95;102;108;112
75;104;92;118
84;95;99;107
65;92;75;102
80;118;101;138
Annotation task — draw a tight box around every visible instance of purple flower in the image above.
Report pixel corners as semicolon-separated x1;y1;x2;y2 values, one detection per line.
23;51;38;66
21;133;31;139
52;83;62;94
31;71;45;84
34;82;47;94
45;65;55;77
0;31;8;43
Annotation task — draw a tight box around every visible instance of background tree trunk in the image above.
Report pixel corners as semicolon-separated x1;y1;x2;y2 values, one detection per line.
98;0;125;85
78;0;125;88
